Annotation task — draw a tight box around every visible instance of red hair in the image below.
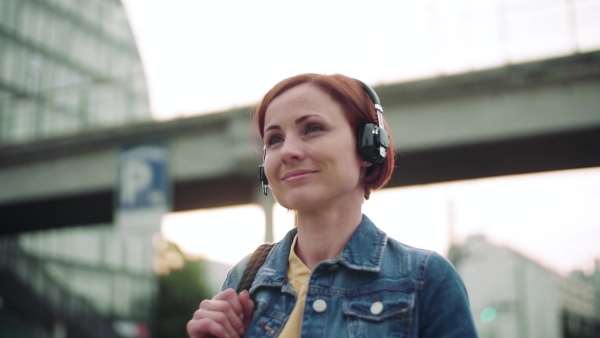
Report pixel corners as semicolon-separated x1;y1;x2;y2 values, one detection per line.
252;73;395;199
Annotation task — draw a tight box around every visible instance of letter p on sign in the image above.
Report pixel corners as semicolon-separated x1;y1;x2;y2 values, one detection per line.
117;143;169;211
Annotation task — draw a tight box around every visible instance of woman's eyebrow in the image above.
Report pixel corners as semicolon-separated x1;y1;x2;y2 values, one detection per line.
294;114;318;125
265;124;280;133
265;114;320;133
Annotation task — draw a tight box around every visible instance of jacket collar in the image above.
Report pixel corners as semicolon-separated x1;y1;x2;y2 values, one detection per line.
251;214;388;292
338;214;388;272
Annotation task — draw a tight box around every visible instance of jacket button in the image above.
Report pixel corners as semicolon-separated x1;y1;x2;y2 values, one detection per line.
370;301;384;315
312;299;327;313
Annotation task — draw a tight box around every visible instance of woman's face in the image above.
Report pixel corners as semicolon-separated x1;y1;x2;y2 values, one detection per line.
263;83;369;212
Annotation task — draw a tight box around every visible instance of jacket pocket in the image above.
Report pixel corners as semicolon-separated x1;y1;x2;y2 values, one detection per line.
342;290;414;338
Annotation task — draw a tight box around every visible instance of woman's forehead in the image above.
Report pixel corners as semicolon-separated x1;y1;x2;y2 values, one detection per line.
264;84;342;124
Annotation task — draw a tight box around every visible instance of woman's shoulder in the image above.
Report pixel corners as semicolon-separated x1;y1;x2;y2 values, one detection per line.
221;237;290;291
384;236;459;280
385;236;437;261
221;253;252;291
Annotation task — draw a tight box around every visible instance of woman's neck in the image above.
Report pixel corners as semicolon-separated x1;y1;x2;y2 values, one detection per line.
293;205;363;271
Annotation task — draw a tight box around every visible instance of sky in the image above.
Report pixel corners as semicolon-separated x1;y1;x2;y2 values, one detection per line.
121;0;600;276
122;0;600;120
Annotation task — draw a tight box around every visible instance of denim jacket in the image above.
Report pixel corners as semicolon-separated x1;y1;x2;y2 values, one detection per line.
222;215;478;337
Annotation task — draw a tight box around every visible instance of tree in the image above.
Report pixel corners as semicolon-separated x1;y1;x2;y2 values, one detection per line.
153;241;212;338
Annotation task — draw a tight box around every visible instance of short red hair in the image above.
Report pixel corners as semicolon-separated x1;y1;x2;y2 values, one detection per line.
252;73;395;199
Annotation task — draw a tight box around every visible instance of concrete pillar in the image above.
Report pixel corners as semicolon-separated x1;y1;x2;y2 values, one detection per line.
253;185;275;243
53;320;66;338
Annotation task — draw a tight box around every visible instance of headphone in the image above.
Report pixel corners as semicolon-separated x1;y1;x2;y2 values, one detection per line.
258;146;269;196
258;80;389;196
357;81;390;164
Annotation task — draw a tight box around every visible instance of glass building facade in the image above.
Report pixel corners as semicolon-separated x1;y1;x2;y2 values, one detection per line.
0;0;151;144
0;1;154;337
0;225;157;338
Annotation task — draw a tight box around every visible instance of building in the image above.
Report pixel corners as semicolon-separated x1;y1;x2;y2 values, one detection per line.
0;0;151;144
561;263;600;337
0;0;154;337
451;235;600;338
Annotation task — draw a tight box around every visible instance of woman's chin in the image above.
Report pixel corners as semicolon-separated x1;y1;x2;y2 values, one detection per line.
272;190;318;212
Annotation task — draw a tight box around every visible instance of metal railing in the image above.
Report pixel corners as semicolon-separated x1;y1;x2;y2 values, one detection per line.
0;236;118;338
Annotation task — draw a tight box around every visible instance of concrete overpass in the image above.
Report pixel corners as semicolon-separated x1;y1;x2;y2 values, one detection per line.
1;51;599;235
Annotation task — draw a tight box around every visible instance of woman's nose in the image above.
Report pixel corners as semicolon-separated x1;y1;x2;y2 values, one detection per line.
279;137;305;163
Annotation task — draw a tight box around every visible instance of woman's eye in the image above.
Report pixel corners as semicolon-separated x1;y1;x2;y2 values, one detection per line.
267;135;283;146
305;123;324;134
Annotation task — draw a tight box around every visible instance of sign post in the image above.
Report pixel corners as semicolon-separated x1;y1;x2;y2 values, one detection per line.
114;142;170;337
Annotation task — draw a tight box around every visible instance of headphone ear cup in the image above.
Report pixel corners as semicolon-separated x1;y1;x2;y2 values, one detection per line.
358;123;382;163
258;164;269;196
258;165;269;185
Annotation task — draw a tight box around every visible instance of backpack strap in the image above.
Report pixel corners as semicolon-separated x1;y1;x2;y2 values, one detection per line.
236;243;276;293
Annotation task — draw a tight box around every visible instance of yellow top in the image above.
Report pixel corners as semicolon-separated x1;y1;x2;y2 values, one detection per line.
278;235;311;338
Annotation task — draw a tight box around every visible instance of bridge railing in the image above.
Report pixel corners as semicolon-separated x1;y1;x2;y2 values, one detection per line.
0;236;118;338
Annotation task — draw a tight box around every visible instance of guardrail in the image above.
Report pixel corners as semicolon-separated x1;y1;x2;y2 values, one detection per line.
0;236;118;338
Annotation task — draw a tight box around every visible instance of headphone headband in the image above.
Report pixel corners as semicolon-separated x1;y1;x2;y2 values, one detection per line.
360;81;381;107
359;81;385;130
357;80;389;164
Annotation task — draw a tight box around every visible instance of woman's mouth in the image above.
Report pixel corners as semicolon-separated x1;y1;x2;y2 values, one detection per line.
282;169;317;182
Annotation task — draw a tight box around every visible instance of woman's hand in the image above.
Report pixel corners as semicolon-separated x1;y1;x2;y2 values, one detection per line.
187;288;255;338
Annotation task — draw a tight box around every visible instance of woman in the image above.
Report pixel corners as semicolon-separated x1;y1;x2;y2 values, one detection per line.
187;74;478;337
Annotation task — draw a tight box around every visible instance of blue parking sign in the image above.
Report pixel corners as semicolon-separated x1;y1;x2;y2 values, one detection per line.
118;142;170;210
